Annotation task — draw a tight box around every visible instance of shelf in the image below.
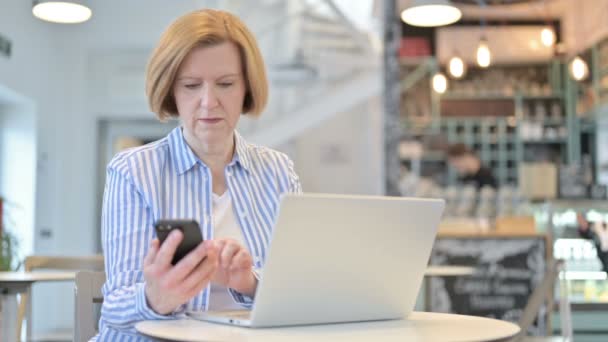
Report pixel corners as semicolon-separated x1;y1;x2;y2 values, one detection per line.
580;125;596;133
401;151;445;162
520;93;563;100
532;199;608;211
521;139;567;144
541;119;566;125
440;93;516;100
440;93;563;101
398;56;433;66
567;302;608;311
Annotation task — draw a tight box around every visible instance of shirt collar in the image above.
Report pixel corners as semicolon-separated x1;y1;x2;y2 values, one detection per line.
168;126;252;175
168;126;199;175
232;130;252;173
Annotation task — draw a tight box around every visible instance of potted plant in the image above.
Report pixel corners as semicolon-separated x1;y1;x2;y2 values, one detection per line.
0;197;21;271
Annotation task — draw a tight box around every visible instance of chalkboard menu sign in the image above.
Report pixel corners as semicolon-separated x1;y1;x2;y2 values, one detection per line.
429;236;547;335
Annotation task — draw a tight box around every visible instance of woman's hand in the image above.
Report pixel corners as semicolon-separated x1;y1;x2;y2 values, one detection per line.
143;230;219;315
212;238;257;297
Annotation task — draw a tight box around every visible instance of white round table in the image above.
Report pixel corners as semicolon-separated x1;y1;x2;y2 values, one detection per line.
424;266;475;277
423;266;476;310
0;271;76;342
135;311;520;342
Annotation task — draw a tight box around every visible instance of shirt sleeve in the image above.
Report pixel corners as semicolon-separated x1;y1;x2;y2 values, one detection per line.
226;269;262;308
286;156;303;194
100;163;181;332
226;151;301;308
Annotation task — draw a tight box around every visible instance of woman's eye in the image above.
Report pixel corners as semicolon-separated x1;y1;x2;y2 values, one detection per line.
185;84;200;89
218;82;233;88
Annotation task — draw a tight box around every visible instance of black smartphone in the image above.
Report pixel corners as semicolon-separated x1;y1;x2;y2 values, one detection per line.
154;219;204;265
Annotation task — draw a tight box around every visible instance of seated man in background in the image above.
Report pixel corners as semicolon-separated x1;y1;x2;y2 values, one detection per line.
446;143;498;189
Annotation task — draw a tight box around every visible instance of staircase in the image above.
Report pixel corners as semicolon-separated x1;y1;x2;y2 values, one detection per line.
222;0;381;147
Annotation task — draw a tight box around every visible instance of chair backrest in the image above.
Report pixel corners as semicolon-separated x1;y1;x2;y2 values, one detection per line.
510;259;572;342
17;255;105;341
74;271;106;342
24;255;105;272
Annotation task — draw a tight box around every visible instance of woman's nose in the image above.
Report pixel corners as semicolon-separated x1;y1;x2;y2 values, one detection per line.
200;85;219;108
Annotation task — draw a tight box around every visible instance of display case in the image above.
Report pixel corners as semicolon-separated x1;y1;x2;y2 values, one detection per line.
531;200;608;308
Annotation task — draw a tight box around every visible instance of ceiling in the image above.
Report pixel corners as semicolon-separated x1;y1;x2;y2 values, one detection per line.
396;0;564;20
452;0;546;5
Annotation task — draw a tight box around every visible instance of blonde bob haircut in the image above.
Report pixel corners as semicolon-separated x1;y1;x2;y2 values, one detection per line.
146;9;268;121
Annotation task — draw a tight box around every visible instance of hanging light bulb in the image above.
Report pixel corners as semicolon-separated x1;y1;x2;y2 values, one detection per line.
432;72;448;94
570;56;589;81
401;0;462;27
32;1;92;24
476;37;491;68
540;27;555;47
448;55;466;79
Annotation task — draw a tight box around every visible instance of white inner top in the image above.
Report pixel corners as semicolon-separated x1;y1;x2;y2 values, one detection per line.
209;191;248;310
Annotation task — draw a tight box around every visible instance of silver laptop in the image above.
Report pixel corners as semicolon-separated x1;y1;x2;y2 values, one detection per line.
187;193;444;328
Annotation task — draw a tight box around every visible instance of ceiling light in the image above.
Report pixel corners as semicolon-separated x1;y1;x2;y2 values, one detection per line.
541;27;555;47
401;0;462;27
32;1;92;24
432;73;448;94
448;55;466;79
570;56;589;81
476;37;491;68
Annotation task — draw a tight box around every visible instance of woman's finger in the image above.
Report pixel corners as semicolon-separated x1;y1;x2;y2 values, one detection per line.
144;239;160;267
166;241;212;285
219;241;240;268
230;249;252;271
155;229;183;266
180;247;219;295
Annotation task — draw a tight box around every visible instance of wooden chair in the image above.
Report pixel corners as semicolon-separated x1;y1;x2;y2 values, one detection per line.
16;255;104;341
73;271;106;342
512;259;573;342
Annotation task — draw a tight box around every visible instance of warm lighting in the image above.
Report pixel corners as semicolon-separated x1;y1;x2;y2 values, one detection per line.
570;56;589;81
476;38;491;68
401;0;462;27
448;55;466;79
32;1;92;24
432;73;448;94
540;27;555;47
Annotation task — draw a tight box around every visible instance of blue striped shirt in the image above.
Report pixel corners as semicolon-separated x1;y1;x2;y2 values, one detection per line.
98;126;302;338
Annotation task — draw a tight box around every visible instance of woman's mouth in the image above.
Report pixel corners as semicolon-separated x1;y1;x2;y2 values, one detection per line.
198;118;222;124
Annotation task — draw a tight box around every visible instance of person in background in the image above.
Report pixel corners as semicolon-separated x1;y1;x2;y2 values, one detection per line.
576;213;608;273
97;9;302;339
446;143;498;189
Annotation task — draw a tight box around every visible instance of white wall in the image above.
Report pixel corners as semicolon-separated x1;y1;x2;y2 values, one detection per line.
0;0;222;333
0;99;36;265
0;0;382;333
0;0;70;334
294;96;384;195
0;0;64;255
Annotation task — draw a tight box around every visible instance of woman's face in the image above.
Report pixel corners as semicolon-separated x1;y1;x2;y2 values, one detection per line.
173;41;246;148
